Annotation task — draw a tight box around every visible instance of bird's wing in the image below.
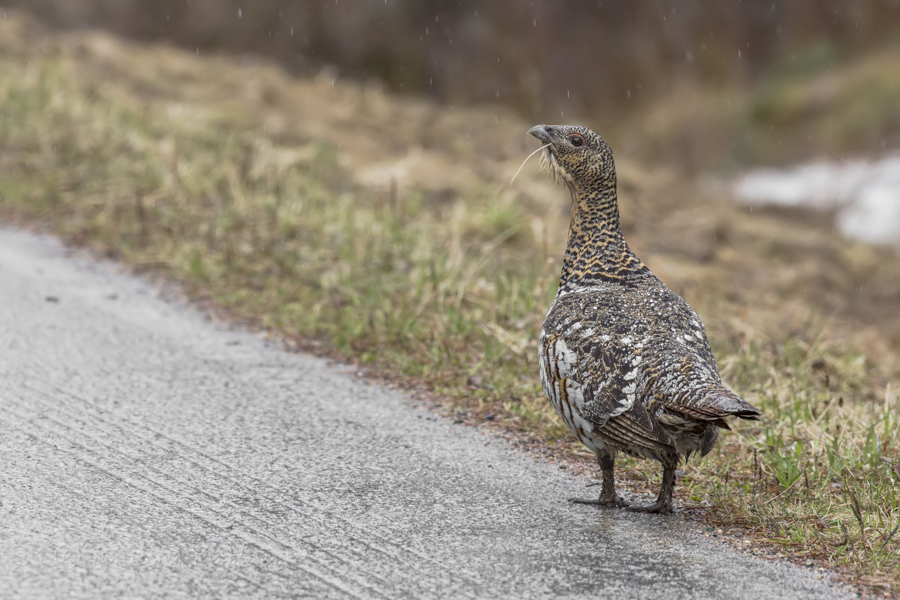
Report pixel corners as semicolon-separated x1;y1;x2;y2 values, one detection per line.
647;291;762;424
542;328;675;451
578;340;676;453
540;293;676;454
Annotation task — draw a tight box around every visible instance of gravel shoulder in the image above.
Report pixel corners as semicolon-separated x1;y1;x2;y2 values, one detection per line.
0;227;854;599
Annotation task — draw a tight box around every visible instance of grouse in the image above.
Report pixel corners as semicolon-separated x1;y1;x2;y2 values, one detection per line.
531;124;761;514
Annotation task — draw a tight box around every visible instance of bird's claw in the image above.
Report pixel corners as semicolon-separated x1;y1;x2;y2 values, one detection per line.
568;495;630;508
625;501;673;514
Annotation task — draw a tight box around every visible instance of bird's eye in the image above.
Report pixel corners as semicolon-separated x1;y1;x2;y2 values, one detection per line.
568;134;585;147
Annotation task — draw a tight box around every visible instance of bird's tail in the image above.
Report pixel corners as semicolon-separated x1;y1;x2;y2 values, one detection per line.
675;387;762;429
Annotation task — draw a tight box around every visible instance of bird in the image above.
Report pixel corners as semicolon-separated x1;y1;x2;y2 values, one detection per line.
530;124;761;514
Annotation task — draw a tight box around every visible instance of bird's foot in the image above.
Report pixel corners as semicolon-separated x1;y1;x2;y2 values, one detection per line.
568;495;630;508
625;500;673;514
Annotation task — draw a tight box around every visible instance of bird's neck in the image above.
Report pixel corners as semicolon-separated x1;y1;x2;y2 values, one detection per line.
558;176;650;293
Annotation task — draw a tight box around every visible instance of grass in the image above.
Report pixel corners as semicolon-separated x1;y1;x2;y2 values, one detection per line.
1;14;898;594
680;335;900;587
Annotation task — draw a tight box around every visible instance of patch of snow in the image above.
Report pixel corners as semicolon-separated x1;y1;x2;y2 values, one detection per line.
734;156;900;246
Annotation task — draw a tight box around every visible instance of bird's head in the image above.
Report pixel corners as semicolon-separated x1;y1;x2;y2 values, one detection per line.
528;124;615;191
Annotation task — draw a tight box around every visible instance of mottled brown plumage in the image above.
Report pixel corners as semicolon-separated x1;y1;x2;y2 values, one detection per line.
531;124;760;513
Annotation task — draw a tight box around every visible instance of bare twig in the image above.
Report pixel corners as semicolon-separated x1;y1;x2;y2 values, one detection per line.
880;519;900;554
837;522;850;549
844;485;866;542
510;143;550;184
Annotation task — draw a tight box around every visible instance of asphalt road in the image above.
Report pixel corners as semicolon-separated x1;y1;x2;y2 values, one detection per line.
0;227;852;599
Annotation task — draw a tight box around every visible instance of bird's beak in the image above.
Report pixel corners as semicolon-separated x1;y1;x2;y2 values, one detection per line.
529;125;554;146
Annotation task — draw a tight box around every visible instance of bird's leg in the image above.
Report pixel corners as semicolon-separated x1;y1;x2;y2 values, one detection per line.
627;458;677;514
569;449;629;508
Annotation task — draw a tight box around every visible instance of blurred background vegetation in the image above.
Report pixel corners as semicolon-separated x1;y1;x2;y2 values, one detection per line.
7;0;900;169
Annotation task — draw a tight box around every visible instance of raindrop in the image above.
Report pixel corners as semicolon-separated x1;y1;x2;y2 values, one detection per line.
626;89;631;99
738;49;742;58
431;78;434;86
196;48;199;55
534;19;536;26
238;8;242;18
561;111;564;117
497;57;500;63
567;90;570;98
290;28;294;36
426;27;429;34
496;90;500;98
332;79;335;88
